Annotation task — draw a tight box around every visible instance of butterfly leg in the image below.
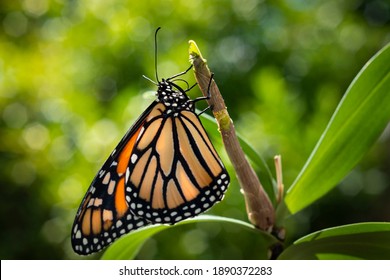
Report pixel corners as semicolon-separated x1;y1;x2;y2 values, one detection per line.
194;73;216;116
197;105;211;116
168;65;193;80
193;72;214;103
187;82;198;92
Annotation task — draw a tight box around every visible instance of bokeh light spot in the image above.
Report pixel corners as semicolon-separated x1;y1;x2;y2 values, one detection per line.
2;102;29;128
11;160;36;186
22;123;51;151
181;229;208;255
22;0;49;17
3;12;28;37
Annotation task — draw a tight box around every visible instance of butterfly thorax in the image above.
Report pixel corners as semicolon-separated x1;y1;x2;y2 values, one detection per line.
156;79;194;113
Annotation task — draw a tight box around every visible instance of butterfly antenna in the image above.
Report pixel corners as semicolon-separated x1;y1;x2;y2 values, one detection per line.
154;27;161;82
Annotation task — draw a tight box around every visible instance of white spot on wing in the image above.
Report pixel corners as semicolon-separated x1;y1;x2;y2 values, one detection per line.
136;221;144;227
125;168;130;183
175;216;182;222
73;224;78;234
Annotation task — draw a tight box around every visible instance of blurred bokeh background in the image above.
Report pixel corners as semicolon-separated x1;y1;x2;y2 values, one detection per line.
1;0;389;259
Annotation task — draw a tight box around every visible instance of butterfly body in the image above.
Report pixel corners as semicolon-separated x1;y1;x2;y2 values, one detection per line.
71;74;229;255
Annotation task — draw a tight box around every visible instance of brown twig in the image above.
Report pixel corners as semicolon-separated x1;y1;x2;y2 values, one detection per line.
188;40;275;231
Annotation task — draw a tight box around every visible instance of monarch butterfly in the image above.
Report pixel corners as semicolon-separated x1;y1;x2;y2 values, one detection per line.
71;28;230;255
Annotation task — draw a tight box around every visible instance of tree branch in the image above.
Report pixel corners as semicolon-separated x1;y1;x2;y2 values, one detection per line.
188;40;275;231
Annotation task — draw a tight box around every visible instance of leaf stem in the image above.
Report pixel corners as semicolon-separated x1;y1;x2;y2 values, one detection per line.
274;155;284;204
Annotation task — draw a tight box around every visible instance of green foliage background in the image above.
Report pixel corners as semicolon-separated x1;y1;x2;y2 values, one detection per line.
0;0;389;259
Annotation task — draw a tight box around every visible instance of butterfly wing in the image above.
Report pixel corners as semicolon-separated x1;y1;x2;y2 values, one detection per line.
72;83;230;255
125;104;230;224
71;102;159;255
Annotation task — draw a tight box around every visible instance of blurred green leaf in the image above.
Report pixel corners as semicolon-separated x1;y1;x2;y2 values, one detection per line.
278;222;390;260
285;43;390;214
101;214;278;260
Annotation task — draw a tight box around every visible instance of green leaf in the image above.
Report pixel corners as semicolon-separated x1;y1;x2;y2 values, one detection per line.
278;222;390;259
101;215;278;260
285;43;390;214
